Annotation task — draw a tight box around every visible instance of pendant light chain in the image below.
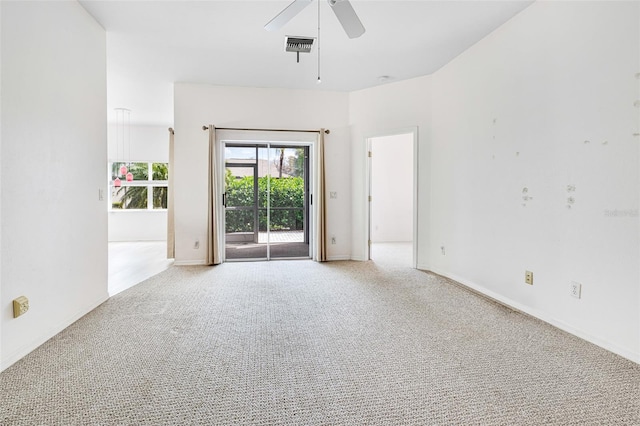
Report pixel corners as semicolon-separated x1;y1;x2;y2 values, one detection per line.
114;108;127;188
115;111;119;166
317;0;321;84
114;108;134;184
126;109;133;182
114;109;120;187
127;108;131;168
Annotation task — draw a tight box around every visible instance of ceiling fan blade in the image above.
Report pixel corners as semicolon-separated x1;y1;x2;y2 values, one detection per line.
264;0;314;32
328;0;365;39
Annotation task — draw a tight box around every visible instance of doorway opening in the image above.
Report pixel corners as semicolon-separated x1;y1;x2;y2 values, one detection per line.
224;143;311;261
367;130;418;267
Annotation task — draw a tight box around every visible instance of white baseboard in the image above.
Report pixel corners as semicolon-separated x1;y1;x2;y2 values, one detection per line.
1;293;108;372
108;282;135;297
173;260;208;266
428;267;639;365
416;263;430;271
327;255;351;261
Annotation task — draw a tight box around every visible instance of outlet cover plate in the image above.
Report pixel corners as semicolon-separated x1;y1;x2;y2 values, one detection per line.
525;271;533;285
570;281;582;299
13;296;29;318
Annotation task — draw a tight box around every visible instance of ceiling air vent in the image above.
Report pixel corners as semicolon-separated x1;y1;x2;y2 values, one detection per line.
285;36;315;53
285;36;316;63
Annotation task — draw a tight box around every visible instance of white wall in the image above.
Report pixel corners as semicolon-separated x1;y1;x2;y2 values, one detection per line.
429;1;639;362
173;83;350;263
0;0;4;365
371;133;413;242
109;212;167;242
1;1;107;370
349;76;432;266
108;124;169;242
108;124;169;162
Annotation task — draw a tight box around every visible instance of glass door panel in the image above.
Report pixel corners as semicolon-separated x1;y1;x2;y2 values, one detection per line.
224;143;310;261
269;146;309;259
256;146;271;258
224;158;267;260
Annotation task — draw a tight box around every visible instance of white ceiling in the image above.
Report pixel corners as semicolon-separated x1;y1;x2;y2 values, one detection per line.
79;0;534;125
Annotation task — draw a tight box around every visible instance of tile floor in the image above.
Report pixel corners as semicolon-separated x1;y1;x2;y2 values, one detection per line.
108;241;174;296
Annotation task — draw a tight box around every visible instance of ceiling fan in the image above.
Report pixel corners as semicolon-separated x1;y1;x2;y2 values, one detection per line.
264;0;366;39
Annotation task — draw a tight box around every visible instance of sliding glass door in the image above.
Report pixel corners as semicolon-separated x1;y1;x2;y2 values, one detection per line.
224;143;310;261
224;148;267;259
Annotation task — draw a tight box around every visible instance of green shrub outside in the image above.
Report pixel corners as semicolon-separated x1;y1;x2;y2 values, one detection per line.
225;173;304;232
111;162;168;209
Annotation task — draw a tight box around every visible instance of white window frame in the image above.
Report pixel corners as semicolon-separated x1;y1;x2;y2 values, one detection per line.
108;162;169;211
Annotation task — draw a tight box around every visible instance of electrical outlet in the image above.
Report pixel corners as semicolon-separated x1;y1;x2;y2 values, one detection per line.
525;271;533;285
194;239;200;249
570;281;582;299
13;296;29;318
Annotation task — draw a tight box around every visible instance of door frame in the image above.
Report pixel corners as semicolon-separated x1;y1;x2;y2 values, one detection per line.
217;132;315;263
224;159;260;244
365;127;419;268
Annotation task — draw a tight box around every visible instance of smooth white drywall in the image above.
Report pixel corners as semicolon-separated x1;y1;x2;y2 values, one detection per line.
108;124;169;162
430;1;639;362
173;83;350;263
0;1;3;365
108;125;169;242
349;76;432;266
109;212;167;242
0;1;107;370
370;134;413;242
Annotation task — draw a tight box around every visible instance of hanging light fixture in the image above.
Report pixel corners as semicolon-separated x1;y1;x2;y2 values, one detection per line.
317;0;321;84
114;108;132;185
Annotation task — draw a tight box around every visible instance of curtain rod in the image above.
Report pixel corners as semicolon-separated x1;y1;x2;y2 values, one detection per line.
202;125;330;134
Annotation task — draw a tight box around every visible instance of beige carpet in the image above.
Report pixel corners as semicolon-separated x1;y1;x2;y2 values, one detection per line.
1;259;638;425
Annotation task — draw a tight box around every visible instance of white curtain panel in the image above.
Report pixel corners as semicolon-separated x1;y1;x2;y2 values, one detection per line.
207;125;222;265
316;130;327;262
167;128;175;259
